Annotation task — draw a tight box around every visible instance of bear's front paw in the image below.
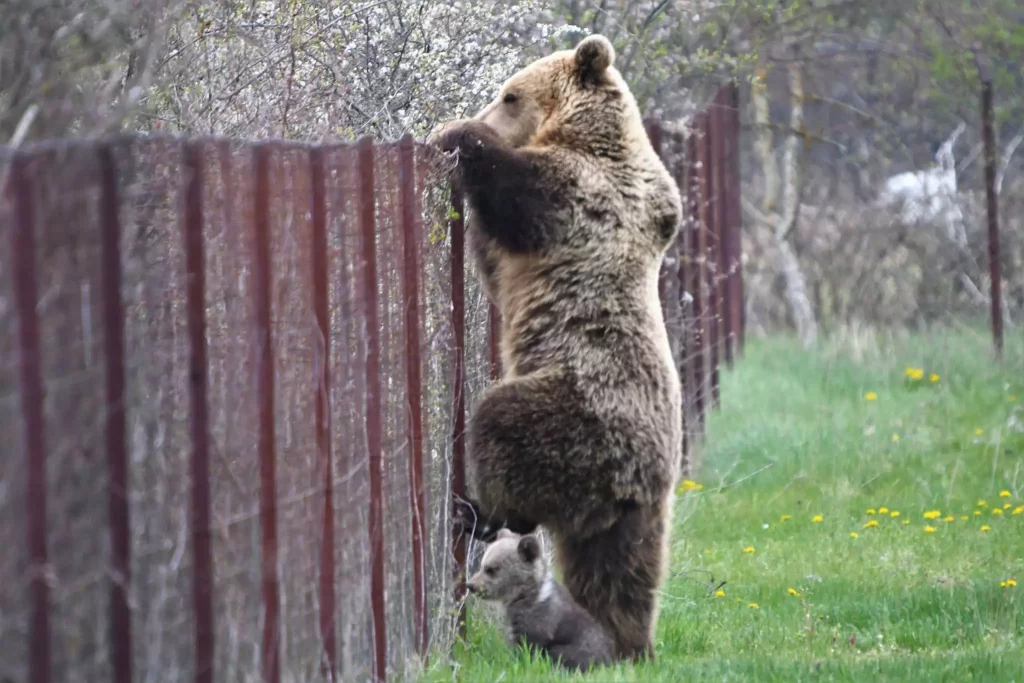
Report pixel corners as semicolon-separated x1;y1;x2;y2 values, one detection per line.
428;120;495;156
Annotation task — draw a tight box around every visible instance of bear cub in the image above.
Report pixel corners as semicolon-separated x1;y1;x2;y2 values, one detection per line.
467;529;614;672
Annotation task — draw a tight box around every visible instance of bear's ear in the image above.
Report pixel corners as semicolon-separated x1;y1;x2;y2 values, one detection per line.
575;34;615;85
495;528;518;541
517;535;541;563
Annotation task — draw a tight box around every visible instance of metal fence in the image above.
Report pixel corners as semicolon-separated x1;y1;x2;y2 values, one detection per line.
0;82;742;683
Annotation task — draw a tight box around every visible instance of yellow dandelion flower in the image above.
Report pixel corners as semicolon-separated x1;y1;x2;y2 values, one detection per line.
975;429;984;436
981;525;991;532
903;520;911;525
878;507;889;514
890;510;900;518
1012;506;1024;516
992;508;1003;516
1003;503;1012;510
744;546;755;554
961;515;968;520
943;516;954;522
864;392;878;401
977;500;988;507
923;510;942;520
929;373;940;383
904;367;924;380
999;490;1011;498
1001;581;1008;588
1006;578;1017;587
695;483;704;490
681;480;698;491
849;532;859;538
788;588;801;597
780;514;792;522
714;589;726;597
924;526;936;533
866;508;876;515
864;520;879;529
811;514;823;523
974;510;982;516
891;433;900;443
748;602;760;609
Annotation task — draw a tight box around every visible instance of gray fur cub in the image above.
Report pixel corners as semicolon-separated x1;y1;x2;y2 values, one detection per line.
467;529;614;672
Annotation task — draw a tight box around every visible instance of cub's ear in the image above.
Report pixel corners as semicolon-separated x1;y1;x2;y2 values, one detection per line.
575;34;615;84
517;535;541;563
496;528;518;541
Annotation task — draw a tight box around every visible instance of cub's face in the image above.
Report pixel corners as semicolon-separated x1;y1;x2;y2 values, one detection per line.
466;529;545;603
472;34;620;149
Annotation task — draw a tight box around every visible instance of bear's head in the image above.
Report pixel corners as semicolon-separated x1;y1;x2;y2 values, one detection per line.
466;528;546;603
472;34;640;155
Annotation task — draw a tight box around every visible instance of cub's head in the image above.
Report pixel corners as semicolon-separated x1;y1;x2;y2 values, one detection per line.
472;34;640;154
466;529;545;603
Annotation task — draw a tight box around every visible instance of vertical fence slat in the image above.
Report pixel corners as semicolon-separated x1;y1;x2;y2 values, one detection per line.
701;109;721;409
714;89;734;370
672;132;693;467
689;124;708;434
398;134;428;657
252;144;281;683
183;142;214;683
357;136;387;682
448;179;468;640
309;147;337;678
10;154;51;683
727;82;745;356
488;305;501;380
98;144;133;683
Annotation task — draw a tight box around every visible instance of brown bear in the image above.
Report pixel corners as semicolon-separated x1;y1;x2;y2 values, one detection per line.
430;34;682;662
467;529;614;672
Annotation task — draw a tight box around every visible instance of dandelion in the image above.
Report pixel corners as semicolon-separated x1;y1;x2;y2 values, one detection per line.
890;511;900;518
788;587;802;597
904;367;924;380
864;520;879;529
981;525;991;532
680;480;699;492
1004;503;1012;510
748;602;760;609
1000;490;1011;498
923;510;942;520
850;532;859;538
865;392;878;401
924;526;936;533
974;510;982;516
812;514;823;523
1012;506;1024;516
780;514;792;522
975;429;984;436
943;516;954;523
1003;578;1017;588
992;508;1003;516
744;546;755;554
961;515;968;520
903;520;911;525
892;433;900;443
977;500;988;508
929;373;940;383
878;507;889;514
866;509;876;515
714;589;726;597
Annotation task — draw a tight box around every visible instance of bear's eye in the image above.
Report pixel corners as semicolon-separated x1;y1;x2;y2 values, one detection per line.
502;93;518;105
485;567;498;576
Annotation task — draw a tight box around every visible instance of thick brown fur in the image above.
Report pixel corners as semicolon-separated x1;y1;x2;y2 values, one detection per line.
429;34;682;661
467;529;614;672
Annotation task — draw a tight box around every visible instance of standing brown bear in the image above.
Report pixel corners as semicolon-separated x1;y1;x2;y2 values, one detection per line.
430;34;682;662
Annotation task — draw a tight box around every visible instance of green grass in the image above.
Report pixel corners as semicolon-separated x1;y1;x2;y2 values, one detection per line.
420;328;1024;681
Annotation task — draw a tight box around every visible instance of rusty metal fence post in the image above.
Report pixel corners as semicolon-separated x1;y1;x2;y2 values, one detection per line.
448;179;468;640
974;50;1003;360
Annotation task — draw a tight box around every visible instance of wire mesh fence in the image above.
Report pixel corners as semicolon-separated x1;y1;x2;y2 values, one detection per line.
0;83;742;683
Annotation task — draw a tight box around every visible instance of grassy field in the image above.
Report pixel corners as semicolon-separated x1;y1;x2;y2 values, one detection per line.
421;327;1024;681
